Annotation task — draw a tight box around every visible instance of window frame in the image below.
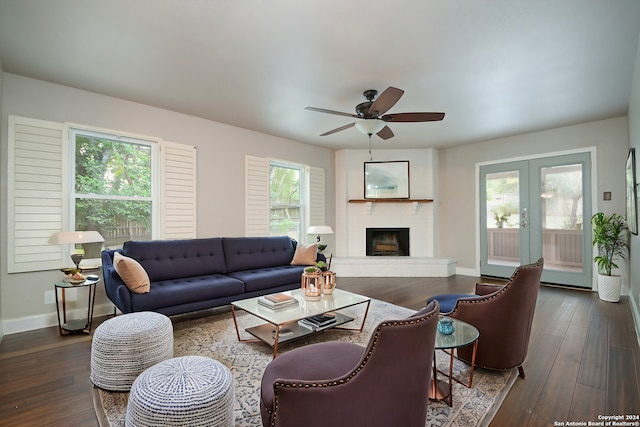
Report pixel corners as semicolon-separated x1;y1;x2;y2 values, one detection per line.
69;125;161;250
269;159;309;242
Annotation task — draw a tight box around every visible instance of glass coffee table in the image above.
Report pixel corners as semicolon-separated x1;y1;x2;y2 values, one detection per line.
430;317;480;407
231;288;371;358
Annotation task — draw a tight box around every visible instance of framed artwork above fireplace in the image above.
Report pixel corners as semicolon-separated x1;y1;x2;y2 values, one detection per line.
364;160;410;199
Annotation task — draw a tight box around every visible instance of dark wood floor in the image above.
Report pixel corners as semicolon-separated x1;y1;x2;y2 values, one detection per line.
1;276;639;426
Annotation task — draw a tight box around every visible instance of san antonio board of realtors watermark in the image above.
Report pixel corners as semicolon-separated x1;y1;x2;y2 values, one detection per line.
554;414;640;426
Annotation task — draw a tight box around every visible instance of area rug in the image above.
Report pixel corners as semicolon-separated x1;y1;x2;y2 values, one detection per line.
93;299;517;426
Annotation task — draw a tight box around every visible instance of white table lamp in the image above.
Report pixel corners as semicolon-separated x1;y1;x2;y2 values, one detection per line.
307;225;334;243
48;231;105;270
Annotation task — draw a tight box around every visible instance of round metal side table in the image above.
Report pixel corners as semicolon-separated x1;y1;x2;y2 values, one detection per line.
54;277;100;335
429;317;479;407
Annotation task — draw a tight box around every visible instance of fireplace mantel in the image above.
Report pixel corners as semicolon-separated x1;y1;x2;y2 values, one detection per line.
348;198;433;215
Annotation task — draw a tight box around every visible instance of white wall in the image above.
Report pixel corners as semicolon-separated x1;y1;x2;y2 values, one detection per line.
628;33;640;340
439;116;629;276
0;73;335;333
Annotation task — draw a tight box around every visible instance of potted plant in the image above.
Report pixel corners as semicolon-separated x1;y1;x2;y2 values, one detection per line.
493;211;509;228
591;212;629;302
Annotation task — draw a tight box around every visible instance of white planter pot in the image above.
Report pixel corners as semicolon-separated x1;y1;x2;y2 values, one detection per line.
597;274;622;302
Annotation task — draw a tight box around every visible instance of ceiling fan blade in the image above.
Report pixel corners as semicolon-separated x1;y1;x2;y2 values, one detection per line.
368;87;404;116
320;122;355;136
306;106;358;119
381;112;445;122
377;126;394;140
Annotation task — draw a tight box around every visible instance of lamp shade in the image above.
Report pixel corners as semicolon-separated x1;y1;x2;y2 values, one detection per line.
307;225;334;235
355;119;385;136
48;231;105;245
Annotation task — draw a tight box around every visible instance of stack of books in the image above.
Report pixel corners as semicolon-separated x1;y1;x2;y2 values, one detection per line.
258;293;298;309
299;313;337;330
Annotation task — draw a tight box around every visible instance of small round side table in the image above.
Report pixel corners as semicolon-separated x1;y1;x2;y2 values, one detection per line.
54;277;99;335
429;317;479;407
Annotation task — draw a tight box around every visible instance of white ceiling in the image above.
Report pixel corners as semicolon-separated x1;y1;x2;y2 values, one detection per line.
1;0;639;150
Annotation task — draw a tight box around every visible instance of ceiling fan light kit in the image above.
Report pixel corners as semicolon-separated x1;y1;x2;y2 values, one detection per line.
306;86;445;141
355;119;385;136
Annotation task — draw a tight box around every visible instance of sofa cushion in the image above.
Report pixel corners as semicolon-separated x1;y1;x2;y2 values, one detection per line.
113;252;150;294
227;265;305;293
123;238;226;282
222;236;295;272
129;274;245;312
290;243;317;266
426;293;478;314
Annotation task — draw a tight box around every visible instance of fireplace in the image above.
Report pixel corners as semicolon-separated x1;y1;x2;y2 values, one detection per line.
366;228;410;256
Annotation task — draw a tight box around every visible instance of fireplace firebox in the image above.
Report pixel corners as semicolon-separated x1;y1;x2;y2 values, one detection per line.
366;228;410;256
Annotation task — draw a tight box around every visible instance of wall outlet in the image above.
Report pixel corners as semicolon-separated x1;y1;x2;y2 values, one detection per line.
44;290;55;305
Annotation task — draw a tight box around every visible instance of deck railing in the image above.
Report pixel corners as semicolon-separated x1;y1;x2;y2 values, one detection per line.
487;228;583;267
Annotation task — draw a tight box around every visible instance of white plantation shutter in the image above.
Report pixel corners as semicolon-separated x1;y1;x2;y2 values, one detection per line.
309;166;326;227
245;155;270;236
8;116;66;273
161;141;197;239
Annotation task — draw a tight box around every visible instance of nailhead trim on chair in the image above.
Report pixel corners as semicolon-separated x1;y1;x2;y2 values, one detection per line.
269;311;438;426
453;259;543;308
449;258;543;374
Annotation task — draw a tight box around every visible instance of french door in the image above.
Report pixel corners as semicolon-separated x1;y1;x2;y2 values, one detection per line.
480;152;592;288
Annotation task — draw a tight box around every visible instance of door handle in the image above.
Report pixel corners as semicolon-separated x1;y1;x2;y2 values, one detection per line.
521;220;528;228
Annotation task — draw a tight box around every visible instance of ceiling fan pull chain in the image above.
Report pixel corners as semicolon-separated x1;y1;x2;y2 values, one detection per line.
368;134;373;160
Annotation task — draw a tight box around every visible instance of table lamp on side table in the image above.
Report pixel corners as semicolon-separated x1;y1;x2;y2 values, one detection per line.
307;225;334;244
307;225;334;267
48;231;105;270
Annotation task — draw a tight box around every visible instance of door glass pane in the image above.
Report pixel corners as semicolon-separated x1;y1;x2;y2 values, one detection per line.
486;171;520;267
541;164;583;272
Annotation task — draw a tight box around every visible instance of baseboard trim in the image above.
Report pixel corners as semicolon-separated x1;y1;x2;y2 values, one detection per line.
455;267;479;277
2;303;115;335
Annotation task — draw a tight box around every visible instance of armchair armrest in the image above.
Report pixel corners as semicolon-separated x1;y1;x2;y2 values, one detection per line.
475;282;505;296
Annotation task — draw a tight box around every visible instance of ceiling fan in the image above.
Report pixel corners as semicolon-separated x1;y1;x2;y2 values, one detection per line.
305;87;445;140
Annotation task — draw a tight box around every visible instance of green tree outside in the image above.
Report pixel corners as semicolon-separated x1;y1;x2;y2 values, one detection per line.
75;135;152;247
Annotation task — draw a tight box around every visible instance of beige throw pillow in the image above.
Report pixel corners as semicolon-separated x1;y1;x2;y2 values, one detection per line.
113;252;151;294
290;243;318;266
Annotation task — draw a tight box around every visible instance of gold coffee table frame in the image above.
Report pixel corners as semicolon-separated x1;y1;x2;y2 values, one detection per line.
231;288;371;358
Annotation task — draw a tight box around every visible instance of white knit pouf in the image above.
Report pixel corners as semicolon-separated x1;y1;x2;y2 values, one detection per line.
90;311;173;391
126;356;235;427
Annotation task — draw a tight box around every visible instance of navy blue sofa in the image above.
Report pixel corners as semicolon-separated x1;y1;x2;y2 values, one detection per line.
101;236;316;316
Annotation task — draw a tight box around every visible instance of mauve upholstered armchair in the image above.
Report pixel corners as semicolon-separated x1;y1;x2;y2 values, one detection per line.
259;300;440;427
428;258;544;378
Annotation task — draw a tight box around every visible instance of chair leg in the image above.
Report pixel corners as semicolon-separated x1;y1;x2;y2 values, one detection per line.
517;366;525;378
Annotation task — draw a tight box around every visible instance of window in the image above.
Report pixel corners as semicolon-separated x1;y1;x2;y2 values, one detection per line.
269;161;307;241
71;128;158;250
245;155;324;241
8;115;196;273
